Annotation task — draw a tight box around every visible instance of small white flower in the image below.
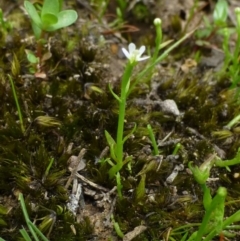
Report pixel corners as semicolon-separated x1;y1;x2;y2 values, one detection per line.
122;43;149;63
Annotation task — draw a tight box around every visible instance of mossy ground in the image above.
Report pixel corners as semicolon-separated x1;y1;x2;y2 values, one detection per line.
1;0;240;240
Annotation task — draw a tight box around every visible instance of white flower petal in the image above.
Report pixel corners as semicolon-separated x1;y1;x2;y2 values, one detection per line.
122;47;130;59
138;56;150;61
138;45;146;56
128;43;136;53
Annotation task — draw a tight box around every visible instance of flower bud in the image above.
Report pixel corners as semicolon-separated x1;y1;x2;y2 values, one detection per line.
154;18;162;26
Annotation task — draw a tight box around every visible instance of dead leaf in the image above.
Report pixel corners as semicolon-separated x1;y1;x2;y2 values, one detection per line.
123;225;147;241
181;58;197;73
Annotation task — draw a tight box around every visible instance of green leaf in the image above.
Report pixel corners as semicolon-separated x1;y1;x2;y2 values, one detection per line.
213;0;228;27
135;174;146;203
188;161;210;185
202;184;212;211
111;215;124;238
31;21;42;39
0;218;7;226
25;49;39;64
180;232;189;241
122;123;136;144
41;13;58;27
109;163;122;180
24;1;42;27
46;10;78;31
41;0;59;17
105;130;117;162
0;204;8;215
108;83;121;102
58;0;63;11
20;228;32;241
116;172;123;199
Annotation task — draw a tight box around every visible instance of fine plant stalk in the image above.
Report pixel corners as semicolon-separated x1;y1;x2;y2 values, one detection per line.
116;63;134;164
8;75;25;133
106;62;135;180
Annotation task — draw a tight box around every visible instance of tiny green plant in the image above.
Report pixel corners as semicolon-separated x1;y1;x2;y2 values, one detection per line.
170;151;240;240
24;0;78;74
195;0;228;44
105;41;148;183
195;0;240;98
104;18;195;198
24;0;78;39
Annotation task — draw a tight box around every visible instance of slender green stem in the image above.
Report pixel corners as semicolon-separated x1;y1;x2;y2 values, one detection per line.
116;63;134;164
8;75;25;133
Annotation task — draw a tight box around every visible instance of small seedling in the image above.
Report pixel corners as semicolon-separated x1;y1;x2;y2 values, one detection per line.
24;0;78;39
168;150;240;240
24;0;78;75
195;0;228;43
104;18;195;198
